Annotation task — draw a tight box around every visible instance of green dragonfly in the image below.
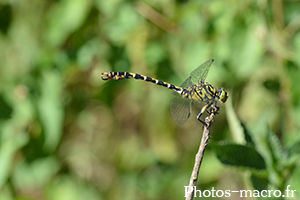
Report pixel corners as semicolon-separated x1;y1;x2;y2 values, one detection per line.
101;59;228;126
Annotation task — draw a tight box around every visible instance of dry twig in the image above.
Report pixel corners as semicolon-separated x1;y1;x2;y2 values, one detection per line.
185;107;218;200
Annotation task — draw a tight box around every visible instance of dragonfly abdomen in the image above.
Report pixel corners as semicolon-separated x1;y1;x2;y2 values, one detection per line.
101;71;182;93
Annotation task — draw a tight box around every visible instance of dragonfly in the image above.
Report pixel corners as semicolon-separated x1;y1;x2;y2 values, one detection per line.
101;59;228;126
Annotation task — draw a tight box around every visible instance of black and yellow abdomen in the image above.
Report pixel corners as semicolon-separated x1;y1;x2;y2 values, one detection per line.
101;71;182;93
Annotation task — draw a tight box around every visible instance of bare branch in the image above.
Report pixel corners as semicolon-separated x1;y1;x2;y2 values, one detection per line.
185;108;217;200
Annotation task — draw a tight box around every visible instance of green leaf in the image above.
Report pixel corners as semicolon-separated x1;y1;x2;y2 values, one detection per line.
286;139;300;166
102;3;143;45
0;94;13;120
0;4;12;34
212;142;267;171
226;98;256;146
267;129;284;165
12;157;60;190
0;132;28;188
45;0;92;47
241;122;255;146
46;176;102;200
288;140;300;156
250;174;269;191
38;70;64;153
225;96;246;144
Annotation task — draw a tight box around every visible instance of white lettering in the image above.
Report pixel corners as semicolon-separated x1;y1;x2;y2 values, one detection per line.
183;186;297;198
216;190;224;197
184;186;193;197
240;190;252;197
261;190;267;197
285;185;290;197
194;186;202;197
291;190;296;197
268;190;273;197
225;190;231;197
253;190;260;197
203;190;211;197
273;190;281;197
211;187;216;197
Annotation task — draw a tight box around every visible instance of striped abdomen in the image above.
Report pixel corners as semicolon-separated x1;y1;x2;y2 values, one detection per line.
101;71;183;93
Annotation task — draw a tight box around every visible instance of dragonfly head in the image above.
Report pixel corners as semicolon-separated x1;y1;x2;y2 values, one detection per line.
217;88;229;103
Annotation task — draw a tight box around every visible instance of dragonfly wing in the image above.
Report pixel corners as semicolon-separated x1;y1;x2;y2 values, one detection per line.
190;59;214;84
170;96;191;126
192;99;207;110
179;76;193;89
172;76;193;95
176;59;213;90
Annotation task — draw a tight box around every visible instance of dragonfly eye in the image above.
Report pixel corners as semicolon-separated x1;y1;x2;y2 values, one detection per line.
218;88;228;103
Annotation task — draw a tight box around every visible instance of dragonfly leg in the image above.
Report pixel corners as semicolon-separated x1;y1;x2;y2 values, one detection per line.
207;104;219;114
197;103;210;126
198;103;220;127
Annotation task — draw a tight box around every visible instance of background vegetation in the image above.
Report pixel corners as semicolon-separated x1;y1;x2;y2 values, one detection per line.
0;0;300;199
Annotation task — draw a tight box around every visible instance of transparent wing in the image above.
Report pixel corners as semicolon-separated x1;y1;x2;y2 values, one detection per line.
175;59;214;89
171;77;193;96
192;99;207;110
170;96;191;126
179;76;193;89
190;59;214;84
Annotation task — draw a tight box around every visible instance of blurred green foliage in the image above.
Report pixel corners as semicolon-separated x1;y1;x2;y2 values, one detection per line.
0;0;300;199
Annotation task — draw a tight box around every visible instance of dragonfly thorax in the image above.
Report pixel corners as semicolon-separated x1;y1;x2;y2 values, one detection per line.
188;82;218;103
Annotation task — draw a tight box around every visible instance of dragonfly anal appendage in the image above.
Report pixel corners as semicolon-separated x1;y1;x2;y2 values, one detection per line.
101;72;111;80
